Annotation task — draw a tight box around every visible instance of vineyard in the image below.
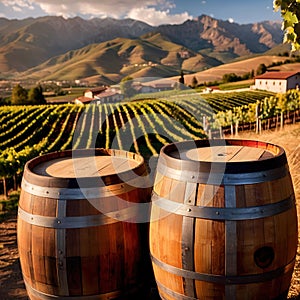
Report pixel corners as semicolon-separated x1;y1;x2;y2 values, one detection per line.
1;89;300;195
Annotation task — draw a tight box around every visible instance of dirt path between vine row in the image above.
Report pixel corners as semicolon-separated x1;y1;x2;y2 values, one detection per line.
0;212;28;300
1;124;300;299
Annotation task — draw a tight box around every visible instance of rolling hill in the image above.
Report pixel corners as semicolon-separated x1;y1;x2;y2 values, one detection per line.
18;33;222;82
0;14;285;82
0;16;153;73
179;55;292;86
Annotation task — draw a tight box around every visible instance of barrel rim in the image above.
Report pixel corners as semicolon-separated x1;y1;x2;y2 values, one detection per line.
23;148;146;188
159;139;287;174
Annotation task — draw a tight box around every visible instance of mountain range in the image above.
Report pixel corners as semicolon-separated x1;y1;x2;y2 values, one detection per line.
0;15;284;83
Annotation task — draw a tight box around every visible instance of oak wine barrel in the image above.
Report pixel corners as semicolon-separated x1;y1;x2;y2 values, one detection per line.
150;139;298;300
17;148;151;300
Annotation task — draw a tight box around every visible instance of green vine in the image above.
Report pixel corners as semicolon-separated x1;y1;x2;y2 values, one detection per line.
274;0;300;51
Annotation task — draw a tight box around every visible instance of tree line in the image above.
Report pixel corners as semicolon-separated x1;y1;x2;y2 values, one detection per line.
10;84;46;105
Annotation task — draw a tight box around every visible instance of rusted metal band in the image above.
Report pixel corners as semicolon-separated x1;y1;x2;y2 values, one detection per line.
156;280;196;300
156;163;289;185
18;206;126;228
21;177;143;200
156;278;290;300
23;278;125;300
151;192;295;220
151;254;295;284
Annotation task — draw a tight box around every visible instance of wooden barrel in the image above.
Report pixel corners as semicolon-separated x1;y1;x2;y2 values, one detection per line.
150;139;298;300
17;148;151;300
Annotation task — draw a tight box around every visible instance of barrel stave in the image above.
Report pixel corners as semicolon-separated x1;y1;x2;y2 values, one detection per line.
150;139;298;300
17;149;150;299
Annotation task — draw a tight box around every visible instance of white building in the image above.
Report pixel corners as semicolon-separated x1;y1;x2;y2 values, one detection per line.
84;86;107;99
137;79;177;93
94;90;124;104
254;71;300;93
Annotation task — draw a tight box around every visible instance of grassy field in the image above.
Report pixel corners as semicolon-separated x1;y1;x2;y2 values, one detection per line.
44;87;87;103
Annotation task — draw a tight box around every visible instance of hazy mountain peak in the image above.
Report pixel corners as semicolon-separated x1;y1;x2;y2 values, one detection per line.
0;15;284;79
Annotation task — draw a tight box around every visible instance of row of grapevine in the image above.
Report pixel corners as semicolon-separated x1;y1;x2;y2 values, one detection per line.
163;90;274;113
200;90;275;112
0;99;205;193
212;89;300;134
0;89;296;196
0;104;82;196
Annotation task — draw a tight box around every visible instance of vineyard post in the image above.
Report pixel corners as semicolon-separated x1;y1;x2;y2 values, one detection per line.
1;177;7;200
219;127;223;139
255;102;261;134
203;115;212;138
277;93;288;130
235;120;239;136
0;152;19;198
0;159;7;199
13;174;17;191
226;110;234;136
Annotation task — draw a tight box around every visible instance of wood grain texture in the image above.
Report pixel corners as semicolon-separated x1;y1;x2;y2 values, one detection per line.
150;139;298;300
17;149;151;299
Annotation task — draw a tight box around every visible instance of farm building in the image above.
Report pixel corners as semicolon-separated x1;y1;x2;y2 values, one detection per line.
94;90;124;104
253;71;300;93
135;79;177;93
84;86;107;98
74;88;123;104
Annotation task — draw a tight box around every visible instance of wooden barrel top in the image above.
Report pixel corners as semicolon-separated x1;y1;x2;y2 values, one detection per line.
160;140;287;174
33;156;140;178
186;145;274;163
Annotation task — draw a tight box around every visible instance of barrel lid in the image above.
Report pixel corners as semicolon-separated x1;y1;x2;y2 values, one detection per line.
33;156;140;178
23;148;146;188
160;139;287;174
185;145;274;163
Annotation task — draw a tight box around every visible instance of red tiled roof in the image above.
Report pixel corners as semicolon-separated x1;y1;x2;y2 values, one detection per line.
85;86;107;93
75;96;93;103
255;71;300;80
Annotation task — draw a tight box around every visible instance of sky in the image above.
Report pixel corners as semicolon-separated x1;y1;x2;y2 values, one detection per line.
0;0;281;26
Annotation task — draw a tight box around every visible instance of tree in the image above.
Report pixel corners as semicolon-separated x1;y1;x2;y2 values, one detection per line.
179;70;185;85
256;63;267;76
120;76;136;99
274;0;300;51
28;85;46;105
191;76;198;88
222;73;240;83
11;84;28;105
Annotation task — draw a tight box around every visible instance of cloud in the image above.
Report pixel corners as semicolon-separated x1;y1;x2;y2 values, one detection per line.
127;7;192;26
2;0;34;9
228;17;234;23
1;0;192;25
12;5;22;11
3;1;179;20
